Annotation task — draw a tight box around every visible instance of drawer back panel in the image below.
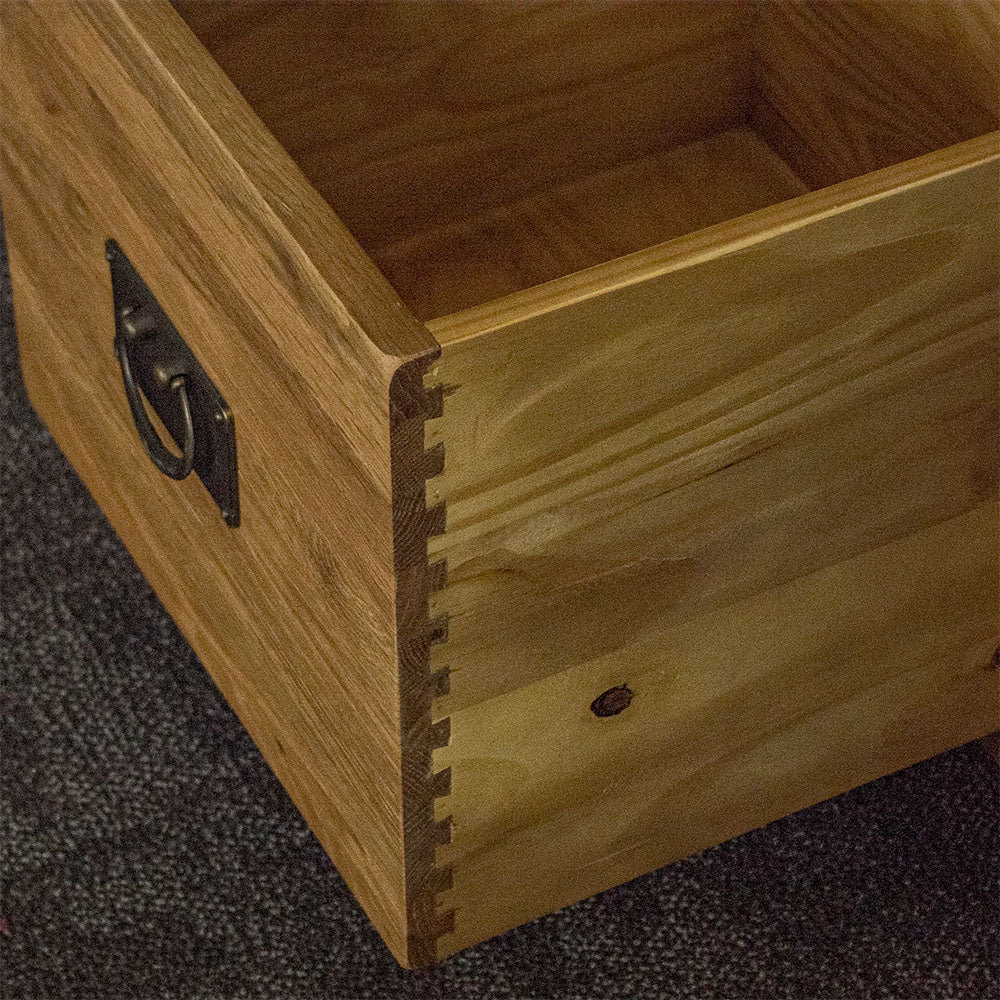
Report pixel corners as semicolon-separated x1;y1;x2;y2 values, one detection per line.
174;1;999;322
173;1;751;252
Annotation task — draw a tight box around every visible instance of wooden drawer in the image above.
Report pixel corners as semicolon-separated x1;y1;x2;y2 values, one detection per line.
2;0;997;967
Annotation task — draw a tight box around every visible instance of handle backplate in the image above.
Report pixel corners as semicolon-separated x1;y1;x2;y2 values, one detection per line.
107;239;240;527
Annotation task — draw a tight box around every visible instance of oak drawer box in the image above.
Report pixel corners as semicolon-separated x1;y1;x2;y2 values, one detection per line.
2;0;998;967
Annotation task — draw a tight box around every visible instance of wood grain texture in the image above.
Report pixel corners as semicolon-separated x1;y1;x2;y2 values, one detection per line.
174;0;998;323
435;504;1000;954
751;0;1000;190
374;127;808;321
172;0;753;252
0;0;444;966
389;360;455;966
425;143;1000;954
426;142;1000;708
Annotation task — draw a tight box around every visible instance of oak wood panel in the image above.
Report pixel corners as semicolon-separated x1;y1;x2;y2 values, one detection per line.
0;0;442;966
434;504;1000;954
119;1;435;363
751;0;1000;190
374;128;808;321
173;0;752;250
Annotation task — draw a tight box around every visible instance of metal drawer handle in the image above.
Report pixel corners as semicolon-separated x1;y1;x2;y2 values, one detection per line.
114;319;196;481
106;240;239;526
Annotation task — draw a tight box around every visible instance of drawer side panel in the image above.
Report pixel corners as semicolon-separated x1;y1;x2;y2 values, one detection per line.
751;1;1000;190
426;150;1000;954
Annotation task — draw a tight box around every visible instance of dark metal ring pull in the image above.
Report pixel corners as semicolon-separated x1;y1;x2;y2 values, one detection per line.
106;239;239;526
114;331;196;480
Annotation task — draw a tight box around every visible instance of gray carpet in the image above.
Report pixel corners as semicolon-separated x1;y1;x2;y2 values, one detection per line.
1;207;998;1000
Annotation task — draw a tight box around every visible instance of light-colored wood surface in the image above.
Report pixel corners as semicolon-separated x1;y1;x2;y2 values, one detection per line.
429;132;1000;348
173;0;752;252
435;505;999;954
425;144;1000;954
426;142;1000;708
0;0;444;967
752;0;1000;190
374;128;808;321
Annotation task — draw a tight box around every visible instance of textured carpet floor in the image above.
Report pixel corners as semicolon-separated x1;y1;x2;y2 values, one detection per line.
1;209;998;1000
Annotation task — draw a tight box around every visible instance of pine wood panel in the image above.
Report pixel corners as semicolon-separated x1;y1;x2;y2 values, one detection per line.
435;504;1000;954
751;0;1000;190
0;0;443;967
425;142;1000;952
427;140;1000;710
374;127;808;321
173;0;752;250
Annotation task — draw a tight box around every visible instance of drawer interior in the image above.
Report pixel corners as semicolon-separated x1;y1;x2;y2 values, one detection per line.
174;1;999;322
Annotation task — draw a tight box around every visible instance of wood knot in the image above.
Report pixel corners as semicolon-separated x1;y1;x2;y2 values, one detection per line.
988;645;1000;671
591;684;634;718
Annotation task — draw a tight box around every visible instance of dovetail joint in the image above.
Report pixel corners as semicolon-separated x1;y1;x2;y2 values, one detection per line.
390;355;454;966
423;365;454;962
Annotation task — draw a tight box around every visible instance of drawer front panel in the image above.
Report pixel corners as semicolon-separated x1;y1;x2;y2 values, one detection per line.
0;0;440;965
427;147;1000;955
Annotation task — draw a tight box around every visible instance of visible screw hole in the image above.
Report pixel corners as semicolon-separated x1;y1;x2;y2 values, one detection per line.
591;683;634;718
988;645;1000;671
